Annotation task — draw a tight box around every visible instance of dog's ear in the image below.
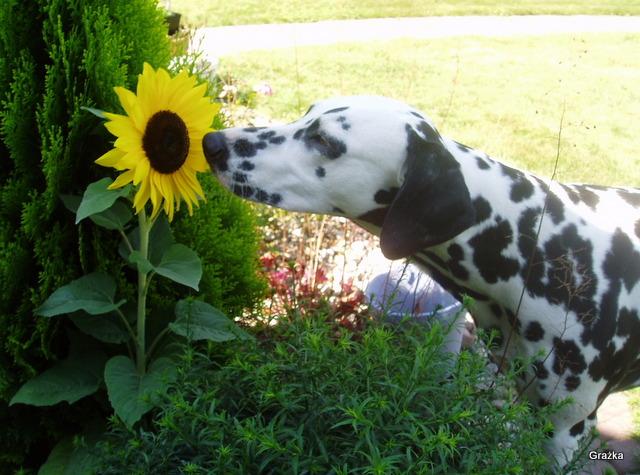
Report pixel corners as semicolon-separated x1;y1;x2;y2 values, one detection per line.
380;126;475;259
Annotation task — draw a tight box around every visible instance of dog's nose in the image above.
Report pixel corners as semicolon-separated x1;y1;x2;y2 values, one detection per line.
202;131;229;170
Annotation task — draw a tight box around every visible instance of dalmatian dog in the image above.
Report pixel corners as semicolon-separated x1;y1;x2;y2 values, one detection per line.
203;96;640;468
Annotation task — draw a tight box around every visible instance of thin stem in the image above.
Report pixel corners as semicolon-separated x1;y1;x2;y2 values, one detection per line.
115;307;137;343
119;229;134;254
136;209;152;375
146;327;170;361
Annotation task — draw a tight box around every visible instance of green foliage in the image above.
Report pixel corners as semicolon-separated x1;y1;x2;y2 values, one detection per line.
0;0;263;471
172;174;267;318
93;317;555;474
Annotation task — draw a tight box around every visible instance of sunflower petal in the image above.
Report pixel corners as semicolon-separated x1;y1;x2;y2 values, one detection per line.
95;148;125;167
108;169;135;189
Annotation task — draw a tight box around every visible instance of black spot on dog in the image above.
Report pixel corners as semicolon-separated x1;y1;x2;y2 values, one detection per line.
519;213;599;325
234;139;257;157
455;141;471;153
269;136;286;145
618;189;640;207
499;163;521;181
560;184;581;205
302;118;347;159
341;123;351;130
569;420;585;436
293;128;305;140
233;172;247;183
586;231;640;388
233;184;254;198
533;360;549;380
413;253;489;303
255;141;267;150
574;185;600;210
315;166;326;178
324;106;349;114
255;189;269;203
374;188;399;205
585;230;640;354
416;121;440;142
510;177;534;203
505;308;521;333
538;398;551;408
242;126;266;133
257;131;276;140
490;303;502;319
337;116;347;122
475;156;490;170
446;243;469;280
270;193;282;205
469;217;519;283
472;196;492;223
552;338;586;376
239;160;255;171
545;191;565;225
524;321;544;342
410;111;425;119
565;375;581;392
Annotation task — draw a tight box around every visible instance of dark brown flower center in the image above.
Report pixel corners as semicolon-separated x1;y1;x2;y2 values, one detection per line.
142;110;189;174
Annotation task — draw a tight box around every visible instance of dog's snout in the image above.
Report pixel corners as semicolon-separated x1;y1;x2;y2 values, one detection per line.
203;131;229;171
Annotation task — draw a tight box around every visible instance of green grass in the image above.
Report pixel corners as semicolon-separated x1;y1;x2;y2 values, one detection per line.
171;0;640;27
219;33;640;186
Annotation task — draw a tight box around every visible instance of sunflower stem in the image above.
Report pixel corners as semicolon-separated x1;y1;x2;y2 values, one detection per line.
136;209;152;375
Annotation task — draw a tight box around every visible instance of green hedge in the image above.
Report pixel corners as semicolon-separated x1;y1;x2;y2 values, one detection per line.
94;317;554;474
0;0;264;470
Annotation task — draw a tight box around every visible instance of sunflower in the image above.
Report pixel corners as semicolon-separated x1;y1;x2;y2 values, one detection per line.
96;63;220;221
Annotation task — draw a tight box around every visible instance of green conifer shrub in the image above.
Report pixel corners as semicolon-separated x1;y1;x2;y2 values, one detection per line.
0;1;264;470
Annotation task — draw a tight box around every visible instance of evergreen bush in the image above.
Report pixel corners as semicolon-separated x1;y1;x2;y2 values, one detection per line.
0;1;264;470
94;317;555;474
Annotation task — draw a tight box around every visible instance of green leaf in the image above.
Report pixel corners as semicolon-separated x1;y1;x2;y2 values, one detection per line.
36;272;125;317
76;178;131;224
128;250;154;274
104;356;178;427
89;200;133;230
38;437;95;475
10;350;107;406
170;299;250;342
155;244;202;290
60;194;81;214
70;312;130;344
81;106;107;119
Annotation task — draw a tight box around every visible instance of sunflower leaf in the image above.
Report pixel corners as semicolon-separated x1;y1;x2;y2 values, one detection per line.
155;244;202;290
36;272;125;317
170;299;251;342
104;355;177;427
9;349;107;406
76;178;131;224
90;200;133;230
128;250;154;274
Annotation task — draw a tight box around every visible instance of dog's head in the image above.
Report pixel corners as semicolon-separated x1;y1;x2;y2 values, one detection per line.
204;96;475;259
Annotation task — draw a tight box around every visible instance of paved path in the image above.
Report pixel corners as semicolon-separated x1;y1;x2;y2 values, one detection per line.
194;15;640;59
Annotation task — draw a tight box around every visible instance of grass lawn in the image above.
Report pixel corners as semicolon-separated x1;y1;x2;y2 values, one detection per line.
219;33;640;186
171;0;640;27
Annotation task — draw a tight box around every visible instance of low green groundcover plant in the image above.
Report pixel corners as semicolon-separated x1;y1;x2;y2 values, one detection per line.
93;316;555;474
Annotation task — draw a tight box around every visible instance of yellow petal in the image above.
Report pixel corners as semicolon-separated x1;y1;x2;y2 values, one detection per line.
114;87;145;131
134;177;151;214
108;169;135;189
95;148;125;168
133;158;150;185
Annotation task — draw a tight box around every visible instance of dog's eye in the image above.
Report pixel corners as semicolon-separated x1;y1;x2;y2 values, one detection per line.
306;132;346;159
